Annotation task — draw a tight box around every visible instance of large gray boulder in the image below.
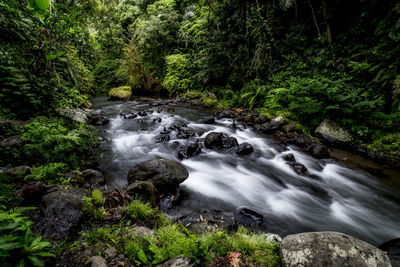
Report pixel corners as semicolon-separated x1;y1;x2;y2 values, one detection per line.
280;232;391;267
57;108;88;123
127;159;188;194
315;119;352;144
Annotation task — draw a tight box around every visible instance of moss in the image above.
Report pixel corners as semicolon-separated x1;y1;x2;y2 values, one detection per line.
200;96;218;107
109;86;132;100
123;199;171;227
368;133;400;161
184;90;202;99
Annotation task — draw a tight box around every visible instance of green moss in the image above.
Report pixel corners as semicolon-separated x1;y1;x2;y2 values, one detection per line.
82;189;106;221
109;86;132;100
368;133;400;161
200;96;218;107
122;199;171;227
184;90;202;99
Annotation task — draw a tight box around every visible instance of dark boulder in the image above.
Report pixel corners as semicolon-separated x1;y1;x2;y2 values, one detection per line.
22;181;45;203
177;143;202;159
199;116;215;124
36;188;85;240
289;162;308;175
236;143;254;155
123;113;137;119
155;133;170;143
176;128;196;139
169;121;188;131
311;144;330;159
127;159;189;194
204;132;238;150
379;238;400;267
82;169;105;187
126;181;159;207
215;110;235;119
137;111;148;116
153;118;162;123
3;165;31;177
260;117;286;134
283;153;296;162
0;135;23;147
235;208;264;228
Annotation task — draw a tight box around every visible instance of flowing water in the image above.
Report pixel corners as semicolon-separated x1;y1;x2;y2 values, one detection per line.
92;96;400;246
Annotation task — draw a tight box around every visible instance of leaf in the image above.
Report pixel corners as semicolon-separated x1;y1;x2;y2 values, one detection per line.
35;0;50;10
32;251;55;257
28;255;45;267
137;249;149;264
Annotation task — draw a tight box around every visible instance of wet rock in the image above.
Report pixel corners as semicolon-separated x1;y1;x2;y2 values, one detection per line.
64;171;84;186
123;113;137;119
204;132;238;150
157;257;194;267
153;118;162;123
311;144;330;159
215;110;235;119
289;162;308;175
56;108;88;123
137;111;147;116
155;133;171;143
280;232;391;267
254;115;268;124
315;119;352;145
36;188;85;240
235;208;264;228
176;128;195;139
379;238;400;267
261;116;286;134
82;169;105;187
283;153;296;162
94;116;110;126
0;135;23;147
236;143;254;155
127;159;189;194
282;123;297;133
179;210;236;234
126;181;159;207
3;165;31;177
199;116;215;124
177;143;202;159
169;121;188;131
85;256;108;267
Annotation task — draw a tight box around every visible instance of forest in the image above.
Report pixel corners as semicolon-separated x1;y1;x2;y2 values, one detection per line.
1;0;400;266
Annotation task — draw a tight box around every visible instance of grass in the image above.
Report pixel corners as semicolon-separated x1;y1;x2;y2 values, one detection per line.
82;189;106;221
122;199;170;227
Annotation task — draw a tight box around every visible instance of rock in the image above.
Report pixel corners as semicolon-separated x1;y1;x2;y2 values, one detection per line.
202;92;217;100
127;159;189;194
315;119;352;144
289;162;308;175
379;238;400;267
3;165;31;177
123;113;137;119
127;226;154;238
137;111;147;116
157;257;194;267
236;143;254;155
181;210;236;234
261;116;286;134
311;144;330;159
155;133;171;143
280;232;392;267
36;188;85;240
22;181;44;203
56;108;88;123
0;135;23;147
176;128;195;139
153;118;162;123
82;169;105;187
263;233;283;243
199;116;215;124
215;110;235;119
283;153;296;162
282;123;297;133
104;246;117;258
177;143;202;159
85;256;108;267
169;121;188;131
63;171;84;186
204;132;238;150
126;181;159;207
254;115;268;124
109;86;132;101
235;208;264;228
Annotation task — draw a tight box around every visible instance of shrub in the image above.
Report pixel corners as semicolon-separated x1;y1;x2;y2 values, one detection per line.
0;208;55;266
22;117;98;168
162;54;191;95
25;163;68;184
82;189;106;221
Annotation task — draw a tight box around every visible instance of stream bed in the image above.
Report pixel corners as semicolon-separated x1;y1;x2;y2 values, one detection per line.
92;96;400;246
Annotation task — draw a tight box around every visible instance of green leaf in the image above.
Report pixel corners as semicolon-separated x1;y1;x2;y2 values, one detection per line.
28;255;45;267
32;251;56;257
137;249;148;264
35;0;50;10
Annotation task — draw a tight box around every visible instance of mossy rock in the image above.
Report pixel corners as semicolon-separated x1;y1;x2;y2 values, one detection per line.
200;96;218;107
109;86;132;101
184;90;202;99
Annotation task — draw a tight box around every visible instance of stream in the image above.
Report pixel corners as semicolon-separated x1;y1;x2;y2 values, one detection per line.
92;96;400;246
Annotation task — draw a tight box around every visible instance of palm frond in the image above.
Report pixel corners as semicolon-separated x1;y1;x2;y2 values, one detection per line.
279;0;296;10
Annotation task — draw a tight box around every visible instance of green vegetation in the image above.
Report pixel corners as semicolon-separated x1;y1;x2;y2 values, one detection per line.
123;199;170;227
0;207;55;267
82;189;106;221
25;163;68;184
109;86;132;100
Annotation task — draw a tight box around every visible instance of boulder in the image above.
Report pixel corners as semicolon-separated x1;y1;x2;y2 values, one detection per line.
0;135;23;147
138;111;147;116
56;108;88;123
85;256;108;267
123;113;137;119
261;116;286;134
82;169;105;187
215;110;235;119
204;132;238;150
157;257;194;267
283;153;296;162
379;238;400;267
3;165;31;177
36;188;85;240
199;116;215;124
109;86;132;101
63;171;84;186
176;128;196;139
127;226;155;238
236;143;254;155
155;133;170;143
126;181;159;207
127;159;189;194
235;208;264;228
280;232;391;267
289;162;308;175
22;181;45;203
315;119;352;144
311;144;330;159
177;143;202;159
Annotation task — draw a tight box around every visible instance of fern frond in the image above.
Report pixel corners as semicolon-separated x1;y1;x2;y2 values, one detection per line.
279;0;296;10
